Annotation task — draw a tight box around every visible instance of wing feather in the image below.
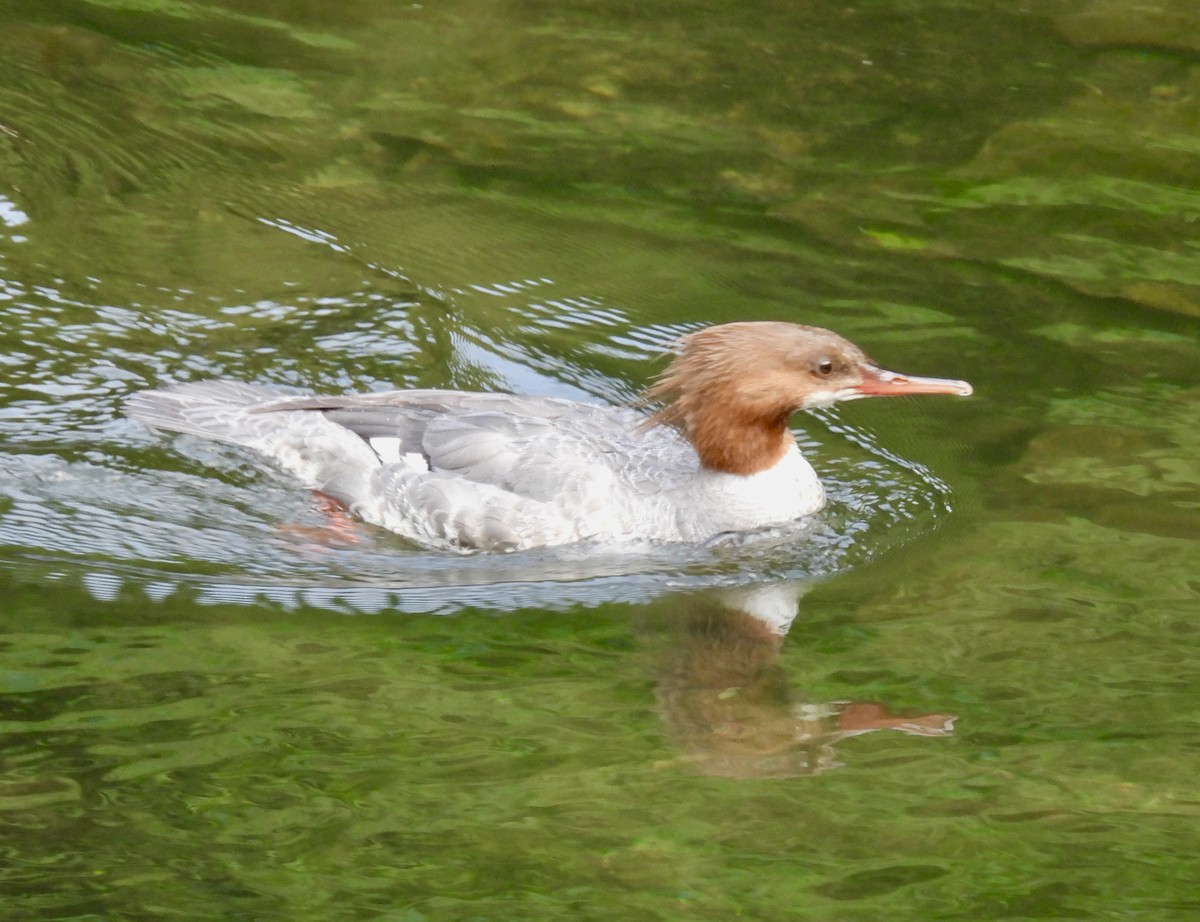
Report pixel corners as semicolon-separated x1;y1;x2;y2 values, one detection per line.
127;382;700;551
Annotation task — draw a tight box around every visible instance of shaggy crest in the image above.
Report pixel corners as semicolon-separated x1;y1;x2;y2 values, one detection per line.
640;322;870;475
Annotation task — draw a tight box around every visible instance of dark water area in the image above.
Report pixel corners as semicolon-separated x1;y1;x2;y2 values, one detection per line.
2;1;1200;919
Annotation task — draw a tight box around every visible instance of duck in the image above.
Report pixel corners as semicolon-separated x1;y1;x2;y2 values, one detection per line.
124;321;972;552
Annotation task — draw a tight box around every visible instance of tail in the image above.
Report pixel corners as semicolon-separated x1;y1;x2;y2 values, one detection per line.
125;380;383;505
124;380;293;444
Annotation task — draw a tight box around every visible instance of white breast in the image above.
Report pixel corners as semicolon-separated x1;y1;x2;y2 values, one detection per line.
688;443;825;535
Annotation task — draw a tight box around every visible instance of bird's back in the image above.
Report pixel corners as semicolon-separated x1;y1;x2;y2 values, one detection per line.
126;382;699;551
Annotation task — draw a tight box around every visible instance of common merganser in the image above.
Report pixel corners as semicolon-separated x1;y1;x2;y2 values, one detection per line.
125;321;972;552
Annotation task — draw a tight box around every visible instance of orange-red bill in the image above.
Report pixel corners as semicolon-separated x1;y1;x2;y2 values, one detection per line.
853;364;973;398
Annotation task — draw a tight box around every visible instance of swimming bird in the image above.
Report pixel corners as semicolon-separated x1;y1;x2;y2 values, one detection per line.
124;321;972;552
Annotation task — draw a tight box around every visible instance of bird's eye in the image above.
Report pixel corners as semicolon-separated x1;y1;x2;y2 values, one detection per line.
816;359;834;376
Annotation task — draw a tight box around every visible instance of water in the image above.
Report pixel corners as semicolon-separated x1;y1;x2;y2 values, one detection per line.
2;1;1200;919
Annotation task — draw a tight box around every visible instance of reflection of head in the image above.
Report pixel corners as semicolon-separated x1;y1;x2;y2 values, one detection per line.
649;585;956;779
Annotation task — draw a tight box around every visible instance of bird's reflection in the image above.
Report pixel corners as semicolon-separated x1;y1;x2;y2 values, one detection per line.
643;584;955;778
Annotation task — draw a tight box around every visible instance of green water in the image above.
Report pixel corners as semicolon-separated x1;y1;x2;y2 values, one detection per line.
2;0;1200;918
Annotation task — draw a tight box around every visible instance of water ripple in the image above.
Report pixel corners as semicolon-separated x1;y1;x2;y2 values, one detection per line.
0;284;956;613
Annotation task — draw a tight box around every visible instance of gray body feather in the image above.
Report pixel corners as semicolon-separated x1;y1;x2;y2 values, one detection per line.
125;380;717;552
